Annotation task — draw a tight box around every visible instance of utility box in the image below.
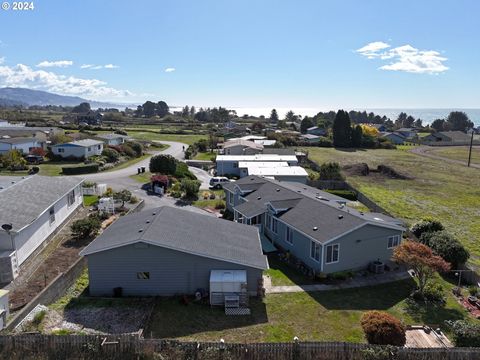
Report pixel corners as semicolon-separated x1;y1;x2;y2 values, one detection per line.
98;197;115;214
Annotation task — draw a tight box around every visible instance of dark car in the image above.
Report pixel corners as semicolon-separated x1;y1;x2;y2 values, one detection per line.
25;155;44;164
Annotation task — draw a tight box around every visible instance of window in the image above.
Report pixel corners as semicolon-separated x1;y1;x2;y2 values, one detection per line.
310;241;320;262
233;162;238;168
228;191;234;206
49;206;55;224
266;214;278;233
97;145;101;149
325;244;340;264
388;235;401;249
286;226;293;245
58;148;65;153
67;190;75;207
136;272;150;279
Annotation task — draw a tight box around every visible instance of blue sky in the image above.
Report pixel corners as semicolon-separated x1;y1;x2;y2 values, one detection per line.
0;0;479;111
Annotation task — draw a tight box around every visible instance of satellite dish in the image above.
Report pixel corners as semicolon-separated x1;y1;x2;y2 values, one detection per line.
1;224;12;232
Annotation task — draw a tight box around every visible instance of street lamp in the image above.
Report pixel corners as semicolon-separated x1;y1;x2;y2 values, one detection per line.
467;127;475;167
455;271;462;288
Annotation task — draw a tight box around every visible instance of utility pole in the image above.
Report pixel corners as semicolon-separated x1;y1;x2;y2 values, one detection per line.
467;128;474;167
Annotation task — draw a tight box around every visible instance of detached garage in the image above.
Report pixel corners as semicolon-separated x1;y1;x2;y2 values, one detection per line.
80;206;268;297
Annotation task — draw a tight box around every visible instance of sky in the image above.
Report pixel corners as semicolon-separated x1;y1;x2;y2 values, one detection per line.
0;0;479;111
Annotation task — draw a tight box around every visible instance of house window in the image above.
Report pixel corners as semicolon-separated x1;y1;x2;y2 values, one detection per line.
67;190;75;207
325;244;340;264
266;214;278;233
228;191;234;206
286;226;293;245
49;206;55;224
97;145;101;149
388;235;401;249
233;162;238;168
310;241;320;262
137;272;150;279
58;148;65;153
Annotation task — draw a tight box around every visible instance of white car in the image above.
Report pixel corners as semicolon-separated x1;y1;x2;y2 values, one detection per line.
209;176;231;189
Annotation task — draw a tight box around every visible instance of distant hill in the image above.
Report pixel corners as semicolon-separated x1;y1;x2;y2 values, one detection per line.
0;87;130;109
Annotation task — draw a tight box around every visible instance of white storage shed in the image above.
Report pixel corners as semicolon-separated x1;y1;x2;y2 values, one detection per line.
209;270;248;306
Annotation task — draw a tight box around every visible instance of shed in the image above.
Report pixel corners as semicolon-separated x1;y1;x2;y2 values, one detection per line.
210;270;248;306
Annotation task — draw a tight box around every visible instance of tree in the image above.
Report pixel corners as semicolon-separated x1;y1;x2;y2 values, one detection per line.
430;118;445;132
71;216;101;238
113;189;132;207
270;108;279;123
181;179;201;198
451;320;480;347
359;124;379;137
251;121;265;133
149;154;177;175
392;241;450;295
128;141;143;157
361;311;406;346
102;148;120;163
410;218;444;238
446;111;474;131
1;149;27;170
351;125;363;147
319;162;344;180
395;112;408;128
414;118;423;128
156;101;169;117
404;115;415;128
140;101;156;117
332;110;352;147
189;106;196;118
300;117;314;134
182;105;190;118
72;102;91;113
419;231;470;267
285;110;297;123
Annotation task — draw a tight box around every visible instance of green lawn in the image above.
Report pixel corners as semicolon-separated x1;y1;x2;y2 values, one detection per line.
193;151;216;161
83;195;99;207
126;131;208;145
129;171;152;184
265;256;320;286
303;147;480;267
38;162;85;176
426;146;480;165
192;189;225;209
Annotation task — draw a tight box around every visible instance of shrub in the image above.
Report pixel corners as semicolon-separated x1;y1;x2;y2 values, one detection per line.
468;286;478;297
150;154;177;175
419;231;470;267
62;164;99;175
328;271;354;281
214;200;225;209
324;189;357;201
128;141;143;157
413;282;445;302
175;161;197;180
361;311;406;346
319;162;344;181
30;147;46;157
181;179;201;198
317;136;333;147
71;216;102;238
113;189;132;207
120;144;136;158
102;148;120;163
411;219;444;238
1;149;28;170
114;129;128;135
450;320;480;347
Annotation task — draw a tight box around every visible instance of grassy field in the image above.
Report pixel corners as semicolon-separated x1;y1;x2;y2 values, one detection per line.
193;151;216;161
125;131;208;145
425;146;480;165
38;162;85;176
303;147;480;266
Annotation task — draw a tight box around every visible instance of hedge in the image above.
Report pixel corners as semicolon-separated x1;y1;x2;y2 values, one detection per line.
325;189;358;201
62;164;99;175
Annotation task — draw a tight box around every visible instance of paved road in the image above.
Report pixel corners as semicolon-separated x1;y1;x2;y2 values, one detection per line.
410;146;480;170
79;141;213;212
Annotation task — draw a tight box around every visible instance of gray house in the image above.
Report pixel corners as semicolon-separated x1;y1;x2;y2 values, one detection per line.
80;206;268;297
51;139;104;159
224;176;404;274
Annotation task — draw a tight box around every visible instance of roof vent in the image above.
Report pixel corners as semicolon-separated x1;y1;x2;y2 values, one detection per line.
276;188;280;192
146;220;150;224
297;190;301;193
338;215;344;219
152;212;156;215
138;229;144;232
313;226;318;231
257;196;261;200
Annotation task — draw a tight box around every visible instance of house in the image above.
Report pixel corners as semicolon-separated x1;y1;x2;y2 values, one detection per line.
221;139;264;155
0;137;42;155
216;154;299;176
96;133;130;146
51;139;104;159
79;206;268;297
381;132;406;145
238;162;308;183
371;124;387;132
223;176;405;274
300;134;321;143
422;131;476;146
0;126;62;142
306;126;327;136
63;111;103;126
0;176;84;282
395;128;418;140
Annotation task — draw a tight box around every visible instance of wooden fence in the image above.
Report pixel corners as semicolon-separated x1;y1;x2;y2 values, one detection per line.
0;335;479;360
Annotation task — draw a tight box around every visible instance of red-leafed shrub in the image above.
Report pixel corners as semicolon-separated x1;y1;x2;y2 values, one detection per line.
30;147;46;156
361;311;406;346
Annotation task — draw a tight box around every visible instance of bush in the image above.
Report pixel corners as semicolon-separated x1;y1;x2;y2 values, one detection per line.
214;200;225;209
328;271;354;281
411;219;444;238
317;136;333;147
450;320;480;347
113;189;132;207
120;144;136;158
128;141;143;157
419;231;470;267
150;154;177;175
181;179;201;198
102;148;120;163
360;311;406;346
324;189;357;201
319;162;344;181
71;216;102;238
114;129;128;136
175;162;197;180
415;282;445;302
62;164;99;175
468;286;478;297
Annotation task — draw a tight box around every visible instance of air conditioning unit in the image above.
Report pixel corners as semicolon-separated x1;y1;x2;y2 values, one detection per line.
369;261;385;274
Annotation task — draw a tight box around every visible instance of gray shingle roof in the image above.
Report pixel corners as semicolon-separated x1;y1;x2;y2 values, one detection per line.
0;176;83;231
0;137;38;144
80;206;268;270
54;139;103;147
96;133;129;140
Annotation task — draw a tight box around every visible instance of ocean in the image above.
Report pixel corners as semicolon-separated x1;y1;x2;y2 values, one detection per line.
227;107;480;126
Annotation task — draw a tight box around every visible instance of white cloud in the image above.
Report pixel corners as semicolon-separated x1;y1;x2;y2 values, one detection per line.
36;60;73;68
80;64;93;69
357;41;448;74
104;64;119;69
80;63;119;70
164;67;176;73
0;63;132;99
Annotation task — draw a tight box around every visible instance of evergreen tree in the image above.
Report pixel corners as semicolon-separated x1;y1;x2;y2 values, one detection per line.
332;110;352;147
270;109;279;123
300;117;314;134
351;125;363;147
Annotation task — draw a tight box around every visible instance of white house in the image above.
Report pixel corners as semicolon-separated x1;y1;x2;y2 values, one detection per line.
96;133;130;146
51;139;104;159
216;154;299;176
238;161;308;183
0;176;84;282
0;137;42;155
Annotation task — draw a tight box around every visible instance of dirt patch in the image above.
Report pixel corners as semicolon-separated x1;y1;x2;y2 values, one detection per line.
343;163;369;176
374;164;413;180
343;163;412;180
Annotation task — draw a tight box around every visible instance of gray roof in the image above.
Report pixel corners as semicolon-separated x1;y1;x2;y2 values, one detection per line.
96;133;129;140
54;139;103;147
262;148;296;156
80;206;268;270
0;137;38;144
0;176;83;231
230;176;404;243
301;134;320;139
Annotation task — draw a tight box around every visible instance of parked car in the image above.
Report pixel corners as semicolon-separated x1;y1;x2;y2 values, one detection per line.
209;176;231;189
25;155;44;164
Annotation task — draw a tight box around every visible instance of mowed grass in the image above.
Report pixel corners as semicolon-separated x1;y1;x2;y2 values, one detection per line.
83;195;99;207
126;131;208;145
193;151;216;161
303;147;480;267
426;146;480;165
145;277;467;343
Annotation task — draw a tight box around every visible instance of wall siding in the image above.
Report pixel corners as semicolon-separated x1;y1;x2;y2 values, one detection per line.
87;244;263;296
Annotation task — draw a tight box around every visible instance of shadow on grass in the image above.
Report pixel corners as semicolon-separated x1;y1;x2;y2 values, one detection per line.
334;147;367;153
403;298;466;326
266;255;320;286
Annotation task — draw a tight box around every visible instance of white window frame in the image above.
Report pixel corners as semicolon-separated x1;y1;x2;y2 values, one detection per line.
58;148;65;153
387;235;401;249
310;240;321;262
285;226;293;245
228;191;234;206
67;189;75;207
325;243;340;264
268;216;278;234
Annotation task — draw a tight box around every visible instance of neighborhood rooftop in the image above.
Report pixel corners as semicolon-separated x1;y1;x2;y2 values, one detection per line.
238;162;308;177
56;139;104;147
216;154;298;162
223;139;264;150
0;175;84;231
96;133;129;140
80;206;268;270
0;137;37;144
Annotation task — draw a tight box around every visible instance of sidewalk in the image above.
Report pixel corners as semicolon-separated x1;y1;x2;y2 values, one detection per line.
264;270;412;294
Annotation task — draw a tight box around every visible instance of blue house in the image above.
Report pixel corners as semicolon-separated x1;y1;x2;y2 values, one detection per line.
224;176;405;275
306;126;327;136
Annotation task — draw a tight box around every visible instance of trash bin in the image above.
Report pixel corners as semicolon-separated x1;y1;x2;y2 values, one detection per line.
137;167;141;174
113;287;123;297
141;166;146;173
